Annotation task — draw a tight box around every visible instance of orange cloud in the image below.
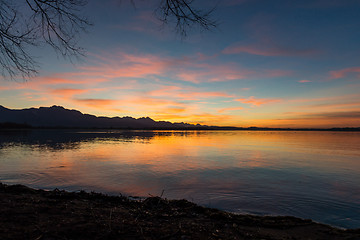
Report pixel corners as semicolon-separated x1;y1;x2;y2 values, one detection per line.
51;88;88;97
155;107;186;114
218;107;244;113
74;99;118;109
151;112;236;126
126;97;185;108
147;86;234;101
329;67;360;79
187;113;236;125
235;96;281;106
147;86;182;97
298;80;312;83
34;76;80;85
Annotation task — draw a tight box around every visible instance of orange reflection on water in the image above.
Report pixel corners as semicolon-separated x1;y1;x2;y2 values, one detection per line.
59;131;360;175
2;130;360;195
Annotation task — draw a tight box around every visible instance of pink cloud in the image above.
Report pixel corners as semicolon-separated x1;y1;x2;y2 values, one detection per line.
11;73;109;91
329;67;360;79
298;80;312;83
80;53;167;79
78;51;292;84
175;64;254;83
235;96;281;106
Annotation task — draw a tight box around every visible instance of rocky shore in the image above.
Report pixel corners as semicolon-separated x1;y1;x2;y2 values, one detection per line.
1;183;359;240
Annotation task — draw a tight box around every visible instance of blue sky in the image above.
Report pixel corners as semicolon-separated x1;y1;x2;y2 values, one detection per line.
1;0;360;127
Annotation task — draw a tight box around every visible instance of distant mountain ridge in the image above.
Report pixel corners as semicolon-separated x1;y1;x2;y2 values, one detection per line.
1;105;360;131
0;105;206;129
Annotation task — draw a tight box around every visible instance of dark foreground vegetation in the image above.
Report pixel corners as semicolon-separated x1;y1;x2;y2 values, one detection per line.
1;183;359;240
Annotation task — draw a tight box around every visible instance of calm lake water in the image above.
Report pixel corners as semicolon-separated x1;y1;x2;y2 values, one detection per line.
1;130;359;229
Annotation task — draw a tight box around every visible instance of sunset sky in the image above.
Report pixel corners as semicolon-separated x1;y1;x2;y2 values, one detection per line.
1;0;360;128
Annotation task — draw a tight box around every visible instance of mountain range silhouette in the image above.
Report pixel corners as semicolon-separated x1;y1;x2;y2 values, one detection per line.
1;105;359;131
0;105;205;129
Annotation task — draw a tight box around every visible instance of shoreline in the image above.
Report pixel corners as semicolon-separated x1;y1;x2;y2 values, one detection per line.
1;183;359;239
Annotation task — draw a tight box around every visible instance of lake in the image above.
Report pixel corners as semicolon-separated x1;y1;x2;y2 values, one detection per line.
0;130;359;229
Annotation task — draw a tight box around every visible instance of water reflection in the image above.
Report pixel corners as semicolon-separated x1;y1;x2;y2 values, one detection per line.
0;130;360;229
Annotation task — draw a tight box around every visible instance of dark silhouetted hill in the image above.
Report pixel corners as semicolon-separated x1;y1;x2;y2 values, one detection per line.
1;105;359;131
0;105;209;129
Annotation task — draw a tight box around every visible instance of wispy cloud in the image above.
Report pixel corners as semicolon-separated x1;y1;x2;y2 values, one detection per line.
218;106;244;113
298;80;312;83
125;96;185;108
305;102;360;109
80;51;292;84
51;88;88;97
286;94;360;115
302;111;360;119
175;63;255;83
155;112;236;126
147;86;234;101
155;107;186;114
74;98;118;109
235;96;281;106
279;110;360;123
80;53;167;79
329;67;360;79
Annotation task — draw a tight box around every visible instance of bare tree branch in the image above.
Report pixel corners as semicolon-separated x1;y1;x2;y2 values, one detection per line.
0;0;91;79
0;0;216;79
156;0;217;36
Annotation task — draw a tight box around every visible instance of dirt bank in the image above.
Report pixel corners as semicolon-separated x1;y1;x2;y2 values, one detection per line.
1;183;359;239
